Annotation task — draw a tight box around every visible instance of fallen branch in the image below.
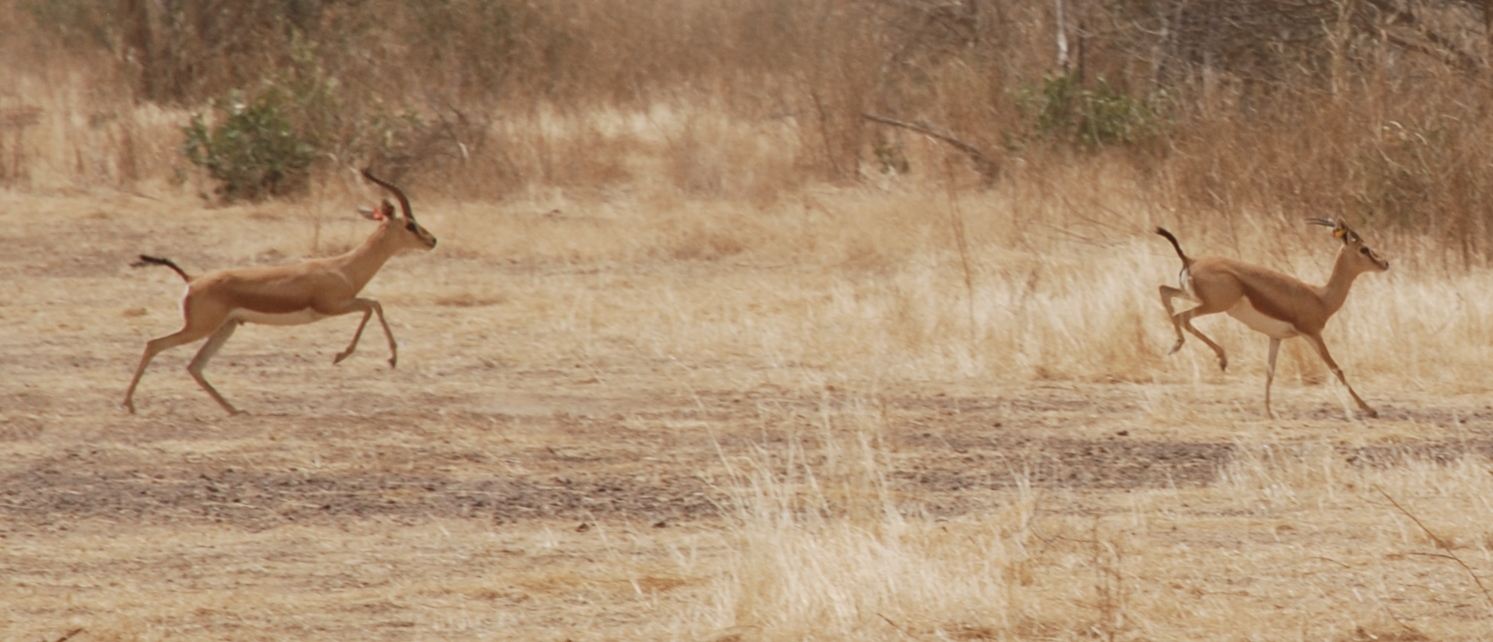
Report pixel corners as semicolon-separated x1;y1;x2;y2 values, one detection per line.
862;113;1000;183
51;628;84;642
1376;485;1493;609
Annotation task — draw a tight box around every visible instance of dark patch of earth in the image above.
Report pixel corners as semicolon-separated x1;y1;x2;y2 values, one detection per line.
0;437;1243;531
892;436;1237;492
6;391;1491;530
0;466;721;532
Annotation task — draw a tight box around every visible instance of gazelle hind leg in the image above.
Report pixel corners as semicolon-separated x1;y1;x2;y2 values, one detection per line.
186;320;244;415
1159;285;1190;354
123;321;223;413
1161;284;1229;370
1303;333;1377;418
1169;306;1230;371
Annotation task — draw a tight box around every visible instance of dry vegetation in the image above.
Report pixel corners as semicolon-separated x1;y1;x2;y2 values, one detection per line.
6;1;1493;640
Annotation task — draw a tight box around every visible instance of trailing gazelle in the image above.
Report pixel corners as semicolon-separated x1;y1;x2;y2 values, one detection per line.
123;168;437;415
1156;219;1389;418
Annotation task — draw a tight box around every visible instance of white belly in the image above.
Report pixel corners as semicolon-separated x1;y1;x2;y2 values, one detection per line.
229;307;328;326
1226;298;1299;339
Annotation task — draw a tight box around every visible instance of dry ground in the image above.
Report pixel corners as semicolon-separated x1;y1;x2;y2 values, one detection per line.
4;188;1493;641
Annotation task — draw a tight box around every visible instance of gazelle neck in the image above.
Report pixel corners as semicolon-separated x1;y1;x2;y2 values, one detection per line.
1316;248;1366;314
334;223;403;293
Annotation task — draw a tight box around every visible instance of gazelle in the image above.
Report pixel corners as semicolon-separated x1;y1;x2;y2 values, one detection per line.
122;168;438;415
1156;219;1389;418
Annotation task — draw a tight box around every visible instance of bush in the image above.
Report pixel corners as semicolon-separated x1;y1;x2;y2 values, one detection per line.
1020;72;1166;149
182;89;315;202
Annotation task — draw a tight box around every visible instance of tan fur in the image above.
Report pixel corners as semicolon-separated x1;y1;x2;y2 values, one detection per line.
123;170;438;415
1157;220;1389;419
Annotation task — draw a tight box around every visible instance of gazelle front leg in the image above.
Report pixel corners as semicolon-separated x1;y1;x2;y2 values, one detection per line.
329;298;398;368
1302;333;1377;418
1264;338;1281;420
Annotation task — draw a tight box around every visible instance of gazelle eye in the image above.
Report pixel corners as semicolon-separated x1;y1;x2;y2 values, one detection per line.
1359;247;1370;255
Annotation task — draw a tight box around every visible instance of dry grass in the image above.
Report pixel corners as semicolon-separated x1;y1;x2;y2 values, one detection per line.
706;439;1493;641
5;169;1493;640
7;4;1493;639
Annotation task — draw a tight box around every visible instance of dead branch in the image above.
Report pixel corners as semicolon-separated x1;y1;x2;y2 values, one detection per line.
51;628;84;642
862;112;1000;183
1376;485;1493;609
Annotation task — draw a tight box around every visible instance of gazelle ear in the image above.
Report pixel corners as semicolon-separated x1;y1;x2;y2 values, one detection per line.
1334;221;1366;245
357;200;397;221
1306;218;1361;245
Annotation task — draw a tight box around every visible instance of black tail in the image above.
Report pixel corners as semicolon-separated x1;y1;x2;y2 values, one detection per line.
1155;227;1190;268
132;255;191;282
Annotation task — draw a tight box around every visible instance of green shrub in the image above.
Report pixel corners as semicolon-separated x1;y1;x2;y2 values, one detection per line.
182;89;315;202
1019;72;1166;149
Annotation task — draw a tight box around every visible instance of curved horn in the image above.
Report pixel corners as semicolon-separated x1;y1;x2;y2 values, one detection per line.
361;168;414;221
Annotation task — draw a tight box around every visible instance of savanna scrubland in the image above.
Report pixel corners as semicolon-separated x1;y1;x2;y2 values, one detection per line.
6;1;1493;640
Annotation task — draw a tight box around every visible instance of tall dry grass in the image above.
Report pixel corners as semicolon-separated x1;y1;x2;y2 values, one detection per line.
420;165;1493;401
683;417;1493;640
8;1;1493;257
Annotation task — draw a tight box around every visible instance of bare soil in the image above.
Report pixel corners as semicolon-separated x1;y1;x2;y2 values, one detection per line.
6;192;1493;640
0;391;1247;533
11;395;1491;532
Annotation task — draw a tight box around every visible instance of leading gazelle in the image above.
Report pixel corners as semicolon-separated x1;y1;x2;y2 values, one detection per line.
123;168;437;415
1156;219;1389;418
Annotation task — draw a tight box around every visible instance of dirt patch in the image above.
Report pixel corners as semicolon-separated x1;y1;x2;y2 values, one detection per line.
0;392;1247;532
9;386;1491;533
893;435;1235;492
0;464;719;531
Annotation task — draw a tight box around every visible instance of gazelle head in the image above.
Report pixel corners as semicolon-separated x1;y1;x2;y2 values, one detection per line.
1307;218;1389;274
359;168;438;252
